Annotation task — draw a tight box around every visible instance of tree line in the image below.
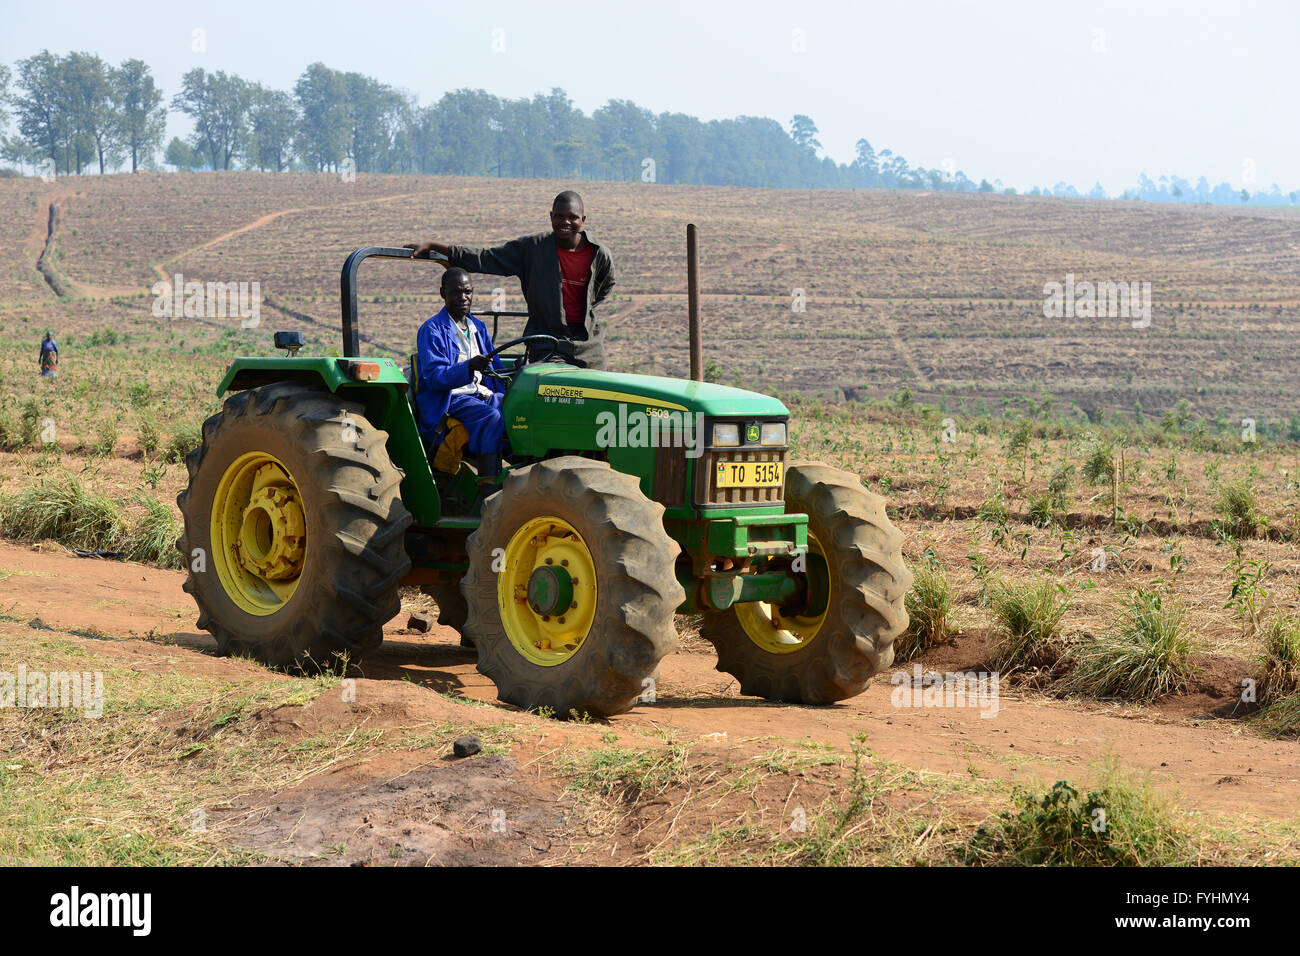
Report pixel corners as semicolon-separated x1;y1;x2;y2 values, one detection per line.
0;50;1294;206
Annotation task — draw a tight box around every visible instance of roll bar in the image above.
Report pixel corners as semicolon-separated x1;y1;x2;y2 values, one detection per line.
340;246;443;357
339;246;530;356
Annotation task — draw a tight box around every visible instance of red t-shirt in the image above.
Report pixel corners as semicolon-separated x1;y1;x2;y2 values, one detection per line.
557;241;595;326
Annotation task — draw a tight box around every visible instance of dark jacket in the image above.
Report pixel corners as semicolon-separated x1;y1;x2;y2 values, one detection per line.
446;231;614;368
414;307;505;443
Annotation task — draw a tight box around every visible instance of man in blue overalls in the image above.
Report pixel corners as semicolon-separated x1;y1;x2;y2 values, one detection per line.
415;268;507;477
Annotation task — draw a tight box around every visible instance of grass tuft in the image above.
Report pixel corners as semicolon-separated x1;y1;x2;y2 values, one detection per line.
1062;588;1196;701
1214;479;1261;538
987;578;1068;671
897;560;958;661
165;422;203;463
1253;694;1300;738
0;473;125;550
123;492;184;569
1256;614;1300;706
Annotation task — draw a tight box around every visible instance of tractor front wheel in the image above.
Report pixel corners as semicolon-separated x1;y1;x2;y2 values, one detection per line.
463;457;684;718
701;463;911;704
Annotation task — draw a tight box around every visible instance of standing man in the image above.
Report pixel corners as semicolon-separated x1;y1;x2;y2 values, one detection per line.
405;191;615;369
38;331;58;378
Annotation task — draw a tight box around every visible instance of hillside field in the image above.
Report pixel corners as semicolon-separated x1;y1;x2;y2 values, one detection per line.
2;172;1299;867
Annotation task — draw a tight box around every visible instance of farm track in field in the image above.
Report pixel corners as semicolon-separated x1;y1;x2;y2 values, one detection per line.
2;537;1297;829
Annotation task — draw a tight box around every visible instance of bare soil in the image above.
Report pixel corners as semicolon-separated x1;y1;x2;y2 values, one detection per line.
2;537;1296;868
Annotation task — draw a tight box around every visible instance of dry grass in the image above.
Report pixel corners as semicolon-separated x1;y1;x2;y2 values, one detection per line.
898;559;959;661
987;578;1070;672
1062;588;1198;701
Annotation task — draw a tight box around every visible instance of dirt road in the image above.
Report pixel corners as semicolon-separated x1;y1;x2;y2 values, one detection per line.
2;538;1295;829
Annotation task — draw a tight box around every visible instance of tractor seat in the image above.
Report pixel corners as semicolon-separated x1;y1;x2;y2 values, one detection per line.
409;351;472;475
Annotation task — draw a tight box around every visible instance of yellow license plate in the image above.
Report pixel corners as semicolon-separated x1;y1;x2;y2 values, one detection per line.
714;460;784;488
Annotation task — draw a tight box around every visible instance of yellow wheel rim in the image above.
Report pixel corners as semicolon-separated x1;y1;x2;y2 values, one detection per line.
498;516;597;667
735;531;830;654
210;452;306;615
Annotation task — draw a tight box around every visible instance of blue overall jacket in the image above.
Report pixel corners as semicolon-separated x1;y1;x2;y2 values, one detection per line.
414;307;505;444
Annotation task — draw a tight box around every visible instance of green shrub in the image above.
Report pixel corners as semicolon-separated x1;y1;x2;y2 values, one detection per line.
136;412;162;457
988;578;1069;671
1005;418;1033;457
977;494;1008;523
1062;589;1196;701
1026;493;1059;528
1080;440;1114;485
962;770;1194;866
165;422;203;462
19;397;44;448
128;381;153;409
91;416;119;457
0;403;18;449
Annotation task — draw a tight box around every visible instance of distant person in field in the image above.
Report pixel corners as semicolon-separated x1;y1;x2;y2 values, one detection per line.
416;268;506;477
404;190;615;369
39;331;58;378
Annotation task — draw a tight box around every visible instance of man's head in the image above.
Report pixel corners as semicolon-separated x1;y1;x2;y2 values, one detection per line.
440;267;473;320
550;191;586;248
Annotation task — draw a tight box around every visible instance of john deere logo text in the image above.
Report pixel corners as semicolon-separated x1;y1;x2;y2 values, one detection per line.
538;384;585;399
746;425;761;443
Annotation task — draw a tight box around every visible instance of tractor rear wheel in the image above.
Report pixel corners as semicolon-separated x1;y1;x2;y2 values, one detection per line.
177;383;411;670
700;463;911;704
463;457;684;718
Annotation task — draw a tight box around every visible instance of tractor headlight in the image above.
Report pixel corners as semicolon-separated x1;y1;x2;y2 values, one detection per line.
712;423;741;447
760;422;787;446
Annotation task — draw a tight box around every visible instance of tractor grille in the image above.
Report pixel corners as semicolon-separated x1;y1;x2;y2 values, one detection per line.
652;444;687;508
696;448;786;507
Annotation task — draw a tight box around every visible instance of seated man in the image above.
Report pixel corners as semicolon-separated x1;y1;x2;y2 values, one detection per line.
416;268;506;477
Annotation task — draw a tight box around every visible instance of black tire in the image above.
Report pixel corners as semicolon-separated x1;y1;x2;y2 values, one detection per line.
420;580;472;646
700;462;911;704
177;382;412;670
463;457;683;717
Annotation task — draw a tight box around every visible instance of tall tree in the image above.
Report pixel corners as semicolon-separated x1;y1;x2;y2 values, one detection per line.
852;137;879;185
593;99;656;180
419;88;501;175
0;64;10;137
13;51;68;172
789;114;821;152
63;52;117;174
342;71;404;172
172;68;249;171
245;84;297;171
293;62;348;171
164;136;204;171
112;59;166;172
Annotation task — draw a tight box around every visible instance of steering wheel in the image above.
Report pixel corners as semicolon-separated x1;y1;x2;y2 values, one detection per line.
482;334;564;381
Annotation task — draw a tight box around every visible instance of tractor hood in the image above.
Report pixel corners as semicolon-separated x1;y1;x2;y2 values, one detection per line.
517;364;788;418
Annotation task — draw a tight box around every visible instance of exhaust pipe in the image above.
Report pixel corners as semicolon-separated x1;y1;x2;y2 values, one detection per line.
687;223;703;382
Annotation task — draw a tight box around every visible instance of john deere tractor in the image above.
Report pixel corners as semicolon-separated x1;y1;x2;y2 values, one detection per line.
177;246;911;717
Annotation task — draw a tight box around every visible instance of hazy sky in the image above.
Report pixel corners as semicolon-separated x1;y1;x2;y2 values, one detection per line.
3;0;1295;194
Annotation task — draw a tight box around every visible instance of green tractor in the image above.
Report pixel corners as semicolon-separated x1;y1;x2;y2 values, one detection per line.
177;246;912;717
